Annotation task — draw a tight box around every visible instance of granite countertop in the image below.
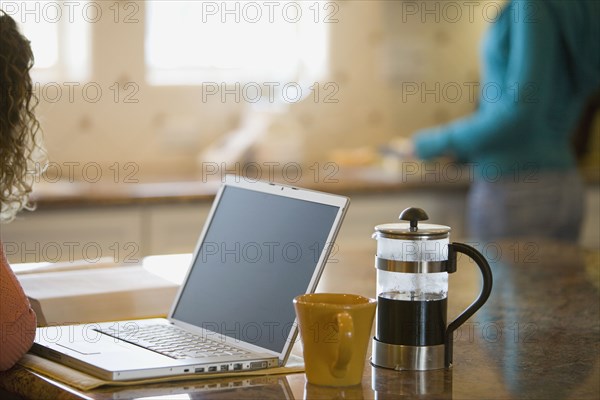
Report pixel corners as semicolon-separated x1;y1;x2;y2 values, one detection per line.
1;239;598;399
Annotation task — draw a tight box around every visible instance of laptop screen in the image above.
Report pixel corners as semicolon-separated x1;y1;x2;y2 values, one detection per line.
172;185;341;353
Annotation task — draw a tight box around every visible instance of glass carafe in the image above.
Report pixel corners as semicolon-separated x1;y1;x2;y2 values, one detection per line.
372;207;493;370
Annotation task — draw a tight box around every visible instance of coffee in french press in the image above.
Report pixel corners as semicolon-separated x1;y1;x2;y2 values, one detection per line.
372;207;493;370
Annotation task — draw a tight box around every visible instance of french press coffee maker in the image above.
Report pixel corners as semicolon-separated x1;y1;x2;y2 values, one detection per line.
372;207;493;370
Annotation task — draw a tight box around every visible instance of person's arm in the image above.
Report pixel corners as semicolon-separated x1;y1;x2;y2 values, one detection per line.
414;0;557;160
0;242;37;371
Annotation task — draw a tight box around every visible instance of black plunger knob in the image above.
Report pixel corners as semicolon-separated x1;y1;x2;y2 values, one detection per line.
399;207;429;232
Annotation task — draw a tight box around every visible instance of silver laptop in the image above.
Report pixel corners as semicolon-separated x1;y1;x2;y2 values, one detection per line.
32;176;349;381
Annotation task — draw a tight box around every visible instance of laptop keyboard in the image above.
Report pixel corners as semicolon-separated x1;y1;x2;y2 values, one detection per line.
96;324;250;360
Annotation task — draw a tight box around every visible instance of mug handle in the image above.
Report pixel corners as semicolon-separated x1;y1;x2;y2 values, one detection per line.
444;242;493;368
331;312;354;378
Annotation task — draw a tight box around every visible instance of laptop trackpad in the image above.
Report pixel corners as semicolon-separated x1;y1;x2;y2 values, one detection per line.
57;337;135;355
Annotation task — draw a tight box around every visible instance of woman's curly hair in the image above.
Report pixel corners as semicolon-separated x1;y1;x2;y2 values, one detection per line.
0;11;46;223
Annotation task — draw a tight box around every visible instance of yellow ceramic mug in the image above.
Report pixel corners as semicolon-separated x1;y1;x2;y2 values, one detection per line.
294;293;377;387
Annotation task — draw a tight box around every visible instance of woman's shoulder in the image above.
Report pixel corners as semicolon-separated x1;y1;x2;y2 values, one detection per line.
0;241;31;322
0;240;37;371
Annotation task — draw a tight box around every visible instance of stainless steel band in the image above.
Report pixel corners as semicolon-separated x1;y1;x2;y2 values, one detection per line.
375;256;449;273
372;231;450;240
371;339;445;371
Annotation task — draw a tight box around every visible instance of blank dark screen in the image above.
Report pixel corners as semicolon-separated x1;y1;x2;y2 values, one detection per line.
172;186;340;353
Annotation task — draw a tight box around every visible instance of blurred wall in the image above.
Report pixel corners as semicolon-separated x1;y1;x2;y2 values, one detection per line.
32;1;496;180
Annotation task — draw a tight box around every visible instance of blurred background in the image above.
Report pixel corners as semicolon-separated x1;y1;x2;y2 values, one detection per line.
3;0;599;261
10;0;599;179
13;1;508;175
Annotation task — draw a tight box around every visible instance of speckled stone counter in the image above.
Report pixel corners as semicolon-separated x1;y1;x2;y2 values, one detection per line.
1;240;598;399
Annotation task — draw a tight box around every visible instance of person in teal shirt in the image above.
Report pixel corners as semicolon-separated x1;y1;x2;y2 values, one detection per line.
412;0;600;242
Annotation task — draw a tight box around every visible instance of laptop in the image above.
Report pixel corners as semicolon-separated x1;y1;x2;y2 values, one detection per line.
32;176;349;381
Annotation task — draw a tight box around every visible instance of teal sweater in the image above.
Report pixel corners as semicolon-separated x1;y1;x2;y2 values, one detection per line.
413;0;600;178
